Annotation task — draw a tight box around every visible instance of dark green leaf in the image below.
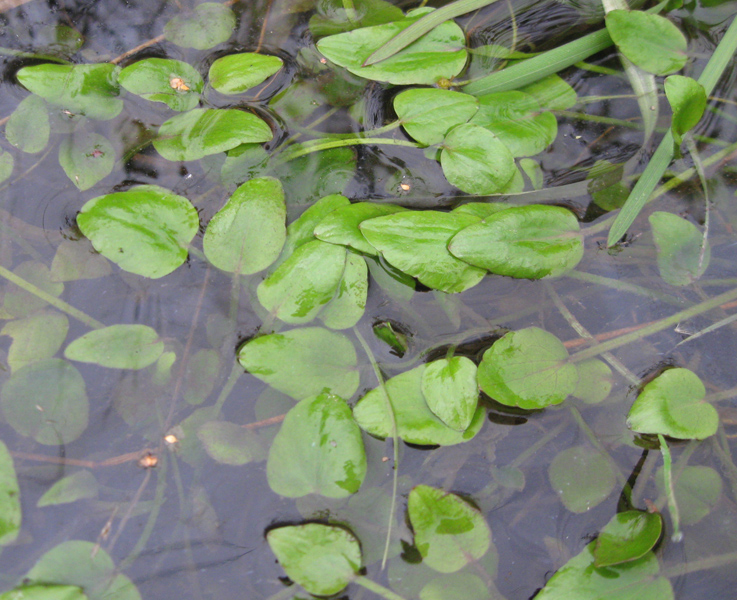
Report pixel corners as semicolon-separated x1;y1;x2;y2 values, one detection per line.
118;58;203;111
238;327;359;400
16;63;122;120
1;359;88;445
267;391;366;498
449;205;583;279
373;320;409;356
64;324;164;370
394;88;478;146
37;470;98;507
408;485;491;573
441;123;516;195
267;523;361;596
6;95;50;153
197;421;265;465
548;446;616;513
154;108;273;162
649;211;710;286
477;327;578;409
164;3;236;50
0;439;20;546
594;511;663;567
58;131;114;191
77;185;199;279
627;368;718;440
203;176;286;274
421;356;478;431
209;53;283;94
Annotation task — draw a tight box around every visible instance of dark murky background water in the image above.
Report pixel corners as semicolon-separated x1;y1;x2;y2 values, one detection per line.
2;0;737;598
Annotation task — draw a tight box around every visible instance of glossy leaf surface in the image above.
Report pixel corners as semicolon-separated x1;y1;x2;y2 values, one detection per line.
548;446;616;513
209;53;283;94
65;324;164;369
627;368;718;440
267;392;366;498
394;88;478;146
649;211;710;286
164;3;236;50
314;201;406;255
77;185;199;279
118;58;203;111
594;511;663;567
238;327;359;400
665;75;706;148
267;523;361;596
421;356;478;431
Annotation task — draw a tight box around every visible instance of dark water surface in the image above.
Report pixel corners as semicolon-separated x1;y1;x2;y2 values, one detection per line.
2;0;737;599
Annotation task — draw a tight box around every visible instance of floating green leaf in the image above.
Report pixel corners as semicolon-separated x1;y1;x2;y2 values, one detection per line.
16;63;122;120
118;58;203;111
316;10;467;85
394;88;478;146
594;511;663;568
449;205;583;279
469;91;557;158
649;211;710;286
203;176;286;274
0;439;20;546
440;124;516;195
58;131;114;191
238;327;359;400
477;327;578;409
309;0;404;37
572;359;613;404
37;470;98;507
313;202;406;255
64;324;164;370
548;446;616;513
627;368;718;440
655;465;722;525
421;356;478;431
164;2;236;50
267;391;366;498
267;523;361;596
605;10;687;76
77;185;199;279
535;542;673;600
197;421;264;465
24;541;141;600
6;95;50;153
318;252;368;329
353;364;485;446
359;211;485;293
0;585;86;600
1;359;88;445
258;240;346;324
1;312;69;372
209;53;283;94
664;75;706;148
408;485;491;573
154;108;272;162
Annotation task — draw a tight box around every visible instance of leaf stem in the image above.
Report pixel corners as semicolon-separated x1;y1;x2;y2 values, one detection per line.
279;137;421;162
657;434;682;542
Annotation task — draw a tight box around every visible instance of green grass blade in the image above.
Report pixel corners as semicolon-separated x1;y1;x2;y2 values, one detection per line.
363;0;500;66
607;14;737;246
463;28;613;95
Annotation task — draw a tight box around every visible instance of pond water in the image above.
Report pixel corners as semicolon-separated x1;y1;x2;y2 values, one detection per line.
1;0;737;598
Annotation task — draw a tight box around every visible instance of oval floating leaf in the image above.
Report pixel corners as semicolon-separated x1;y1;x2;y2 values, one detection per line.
316;11;467;85
605;10;687;76
267;392;366;498
535;542;673;600
6;95;50;153
353;364;485;446
37;470;98;507
64;324;164;369
154;108;272;162
164;2;236;50
16;63;122;120
594;511;663;568
77;185;199;279
257;240;346;324
664;75;706;148
477;327;578;409
118;58;203;111
209;53;283;94
197;421;264;465
649;211;709;286
1;311;69;373
449;205;583;279
440;124;516;195
238;327;359;400
267;523;361;596
0;439;20;546
58;131;114;191
627;368;717;440
1;359;88;445
394;88;478;146
360;211;485;293
421;356;478;431
318;252;368;330
548;446;616;513
203;176;286;274
408;485;491;573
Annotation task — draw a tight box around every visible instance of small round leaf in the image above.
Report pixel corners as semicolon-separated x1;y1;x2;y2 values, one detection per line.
548;446;616;513
209;53;283;94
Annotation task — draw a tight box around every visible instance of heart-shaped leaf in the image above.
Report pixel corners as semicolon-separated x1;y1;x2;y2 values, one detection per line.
209;53;283;94
627;368;718;440
664;75;706;148
649;211;709;286
119;58;203;111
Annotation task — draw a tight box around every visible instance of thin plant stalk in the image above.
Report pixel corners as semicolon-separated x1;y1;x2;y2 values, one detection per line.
658;434;682;542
